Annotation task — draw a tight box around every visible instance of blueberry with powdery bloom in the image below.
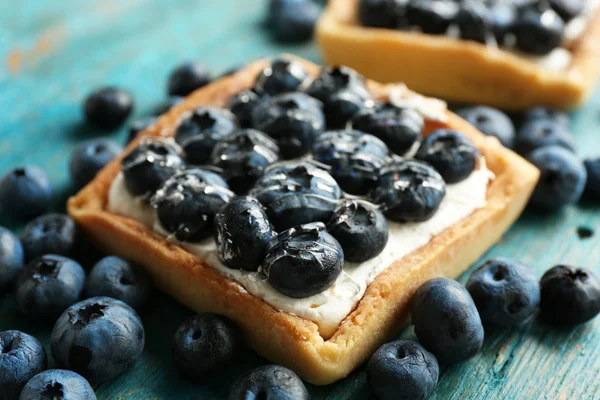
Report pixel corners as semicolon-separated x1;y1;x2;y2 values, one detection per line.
0;330;47;400
0;227;24;295
0;166;52;220
516;119;575;156
19;369;96;400
457;106;516;148
20;213;78;262
167;61;211;96
229;365;309;400
69;138;123;189
84;87;134;130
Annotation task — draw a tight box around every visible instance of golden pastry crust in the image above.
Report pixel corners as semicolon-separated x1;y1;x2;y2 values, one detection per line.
68;56;539;385
316;0;600;110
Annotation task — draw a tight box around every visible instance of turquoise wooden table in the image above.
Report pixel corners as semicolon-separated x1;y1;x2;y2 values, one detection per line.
1;0;599;399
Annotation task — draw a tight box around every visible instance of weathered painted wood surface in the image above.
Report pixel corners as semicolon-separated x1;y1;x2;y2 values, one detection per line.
0;0;599;398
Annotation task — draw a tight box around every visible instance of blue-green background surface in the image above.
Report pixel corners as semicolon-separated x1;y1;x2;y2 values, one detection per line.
0;0;599;398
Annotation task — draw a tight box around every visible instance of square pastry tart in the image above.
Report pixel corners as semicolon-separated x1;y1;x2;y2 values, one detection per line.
317;0;600;110
68;56;540;385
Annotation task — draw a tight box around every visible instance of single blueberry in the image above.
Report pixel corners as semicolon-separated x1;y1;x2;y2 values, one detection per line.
69;138;123;189
20;213;78;262
261;222;343;298
411;278;484;364
172;314;242;380
0;227;24;294
51;296;145;385
370;160;446;222
85;256;152;309
526;146;586;210
522;106;570;128
359;0;405;28
312;130;389;195
351;102;423;156
466;258;540;327
84;87;134;130
269;0;322;43
415;130;480;183
513;6;564;55
406;0;458;35
19;369;96;400
0;166;52;220
210;129;281;193
0;330;47;400
490;3;517;44
152;169;234;242
367;340;439;400
174;107;239;164
515;119;575;156
154;96;184;116
254;58;309;96
457;106;516;148
127;117;157;143
583;157;600;200
456;2;492;44
549;0;584;21
251;92;325;159
227;90;269;128
16;255;85;320
326;199;388;263
121;140;185;199
540;265;600;326
229;365;310;400
215;196;276;271
250;161;341;231
167;61;211;96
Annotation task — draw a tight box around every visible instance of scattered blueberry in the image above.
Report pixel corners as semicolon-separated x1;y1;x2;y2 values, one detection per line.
261;222;343;298
0;166;52;220
167;61;211;96
369;160;446;222
522;106;570;128
466;258;540;327
549;0;584;21
415;130;480;183
127;117;157;143
583;157;600;200
515;119;575;156
456;2;492;44
51;296;145;385
367;340;439;400
0;330;47;400
254;58;309;96
359;0;404;29
0;227;24;294
172;314;242;379
227;90;269;128
411;278;484;364
457;106;516;148
174;107;239;165
526;146;587;210
406;0;457;35
269;0;321;43
69;139;123;189
20;213;78;262
513;6;564;55
540;265;600;326
83;87;134;130
154;96;184;116
19;369;96;400
229;365;310;400
214;196;276;271
85;256;152;309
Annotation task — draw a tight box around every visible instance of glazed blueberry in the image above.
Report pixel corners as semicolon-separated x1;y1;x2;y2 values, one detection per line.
152;169;234;242
86;256;152;309
456;2;492;44
229;365;310;400
540;265;600;325
457;106;516;148
522;106;570;128
411;278;484;364
227;90;269;128
21;213;78;262
0;330;47;399
326;200;388;263
406;0;458;35
513;6;564;55
167;61;211;96
351;103;423;156
0;227;24;294
549;0;584;21
210;129;280;193
305;66;372;129
215;196;275;271
69;139;123;189
251;92;325;158
0;166;52;220
367;340;439;400
254;58;309;96
261;222;343;298
51;296;145;385
312;130;389;194
16;255;85;320
19;370;96;400
359;0;404;28
174;107;239;164
583;157;600;200
154;96;184;116
269;0;321;43
466;258;540;327
526;146;586;210
84;87;134;129
515;119;575;156
172;314;242;379
250;161;341;231
127;117;157;143
415;130;480;183
121;140;185;199
370;160;446;222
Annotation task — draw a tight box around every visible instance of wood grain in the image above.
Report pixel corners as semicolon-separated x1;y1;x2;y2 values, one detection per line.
0;0;599;399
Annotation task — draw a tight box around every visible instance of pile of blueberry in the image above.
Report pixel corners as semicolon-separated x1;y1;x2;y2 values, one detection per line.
359;0;585;55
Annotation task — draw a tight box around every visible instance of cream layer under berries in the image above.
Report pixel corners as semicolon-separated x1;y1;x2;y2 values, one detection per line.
107;58;493;337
